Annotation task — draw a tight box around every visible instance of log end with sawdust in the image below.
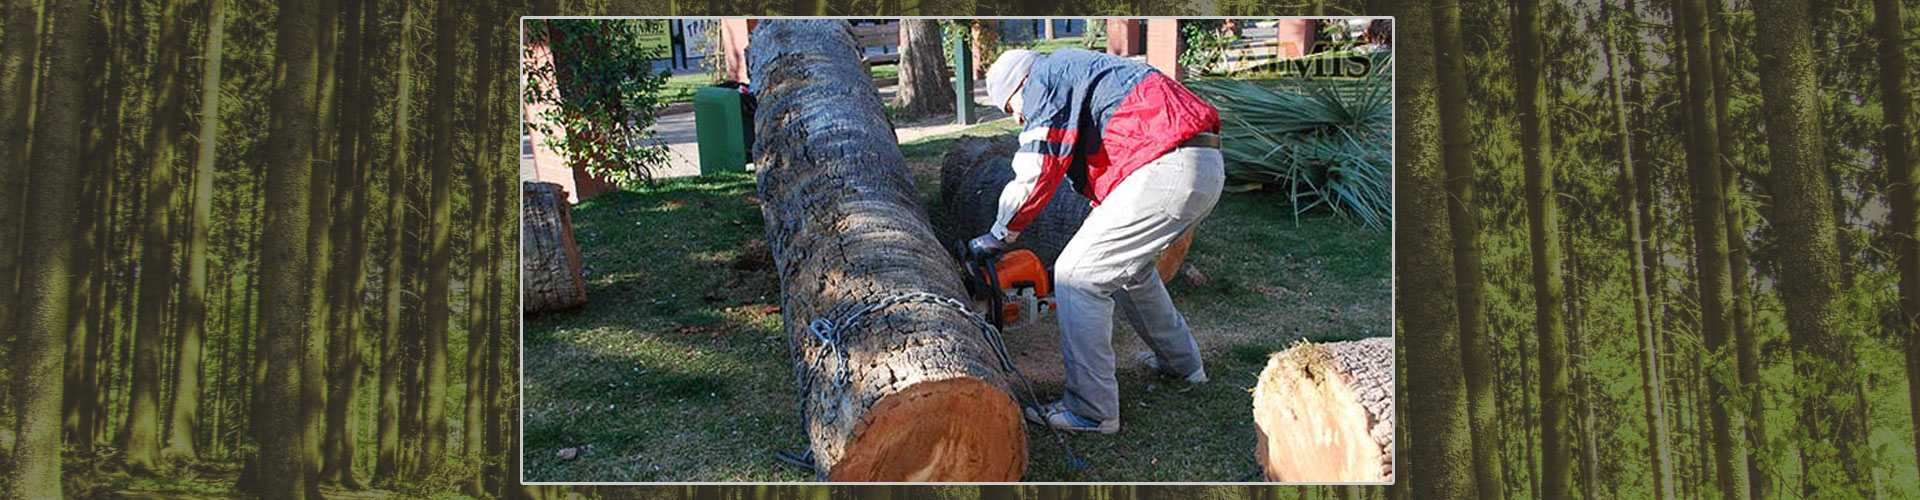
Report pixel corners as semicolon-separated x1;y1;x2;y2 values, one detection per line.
1252;336;1394;482
749;20;1025;482
521;182;588;313
939;135;1197;282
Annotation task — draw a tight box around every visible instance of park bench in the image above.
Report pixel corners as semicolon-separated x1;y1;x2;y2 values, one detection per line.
850;22;900;65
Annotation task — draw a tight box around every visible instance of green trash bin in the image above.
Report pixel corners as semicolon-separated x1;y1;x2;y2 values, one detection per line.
694;86;747;175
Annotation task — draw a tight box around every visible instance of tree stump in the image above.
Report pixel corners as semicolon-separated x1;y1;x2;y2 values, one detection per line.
1252;337;1394;482
939;135;1196;282
748;20;1026;482
520;182;586;313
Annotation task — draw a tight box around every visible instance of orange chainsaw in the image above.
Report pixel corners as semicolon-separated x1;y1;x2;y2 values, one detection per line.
958;245;1057;331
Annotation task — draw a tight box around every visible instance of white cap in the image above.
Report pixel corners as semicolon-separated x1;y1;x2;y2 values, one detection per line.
986;50;1039;111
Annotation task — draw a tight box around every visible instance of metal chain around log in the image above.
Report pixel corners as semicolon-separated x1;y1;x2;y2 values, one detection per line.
521;182;587;313
748;19;1027;482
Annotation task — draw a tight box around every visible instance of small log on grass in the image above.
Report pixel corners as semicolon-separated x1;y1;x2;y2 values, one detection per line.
940;136;1196;281
1252;336;1394;482
749;19;1026;482
521;182;587;313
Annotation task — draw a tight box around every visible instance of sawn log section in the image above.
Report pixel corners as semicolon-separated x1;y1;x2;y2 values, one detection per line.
1252;337;1394;482
747;20;1026;482
521;182;587;313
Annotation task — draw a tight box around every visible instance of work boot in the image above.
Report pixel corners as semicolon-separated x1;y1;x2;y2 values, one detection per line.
1023;400;1119;435
1138;351;1208;384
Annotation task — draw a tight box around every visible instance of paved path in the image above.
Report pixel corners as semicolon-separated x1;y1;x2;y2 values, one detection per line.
523;80;1011;182
645;81;1004;178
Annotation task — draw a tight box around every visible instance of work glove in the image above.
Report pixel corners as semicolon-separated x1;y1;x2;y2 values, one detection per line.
968;233;1009;260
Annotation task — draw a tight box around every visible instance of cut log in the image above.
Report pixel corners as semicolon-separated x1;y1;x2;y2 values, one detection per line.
939;135;1195;282
1252;336;1394;482
520;182;587;313
748;20;1026;482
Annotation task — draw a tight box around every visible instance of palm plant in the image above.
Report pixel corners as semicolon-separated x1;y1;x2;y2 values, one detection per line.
1189;64;1392;229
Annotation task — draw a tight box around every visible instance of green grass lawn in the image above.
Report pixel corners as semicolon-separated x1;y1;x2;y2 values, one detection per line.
521;120;1391;482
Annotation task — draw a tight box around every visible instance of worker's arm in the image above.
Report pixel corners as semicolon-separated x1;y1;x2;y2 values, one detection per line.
990;121;1077;242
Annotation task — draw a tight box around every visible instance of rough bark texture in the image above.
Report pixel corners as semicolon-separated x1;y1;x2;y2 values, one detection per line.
1676;0;1747;496
1514;0;1572;496
162;0;226;462
749;20;1026;482
1874;0;1920;486
258;0;319;496
521;182;588;313
1394;0;1479;495
0;0;43;342
6;0;86;496
938;135;1193;282
939;136;1089;266
127;0;190;473
1432;0;1502;496
1252;337;1394;482
374;0;412;481
894;19;951;117
1753;0;1871;495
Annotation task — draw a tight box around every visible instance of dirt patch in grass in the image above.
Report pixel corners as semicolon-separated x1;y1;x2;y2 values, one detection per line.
523;122;1392;482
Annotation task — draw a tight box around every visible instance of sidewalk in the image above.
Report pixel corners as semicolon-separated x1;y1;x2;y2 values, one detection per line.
646;80;1005;179
522;80;1010;184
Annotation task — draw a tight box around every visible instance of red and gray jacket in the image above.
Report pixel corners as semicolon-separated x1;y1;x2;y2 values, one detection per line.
991;48;1221;241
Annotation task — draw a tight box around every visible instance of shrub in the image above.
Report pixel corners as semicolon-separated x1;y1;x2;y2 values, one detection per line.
1188;64;1392;229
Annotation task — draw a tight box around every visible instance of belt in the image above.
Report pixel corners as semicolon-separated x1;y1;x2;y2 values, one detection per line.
1179;133;1221;149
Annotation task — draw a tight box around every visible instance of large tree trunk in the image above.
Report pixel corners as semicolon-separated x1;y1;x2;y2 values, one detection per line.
749;20;1026;482
1392;1;1478;496
0;0;45;342
320;0;369;488
521;182;588;313
1432;0;1501;497
126;0;190;474
62;4;113;449
374;0;413;481
301;0;339;489
421;0;461;469
161;0;226;462
1704;1;1758;497
1602;7;1674;497
1752;0;1871;495
463;1;497;493
939;136;1088;266
1513;0;1571;497
258;0;320;497
1252;337;1393;482
1675;0;1747;497
1874;0;1920;486
5;0;87;496
894;19;951;117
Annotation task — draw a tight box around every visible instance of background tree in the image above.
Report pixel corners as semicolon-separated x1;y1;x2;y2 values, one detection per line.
1432;0;1502;497
1513;0;1572;496
161;0;228;462
1752;0;1871;496
1398;0;1481;497
1874;0;1920;482
6;0;90;496
894;19;952;117
257;0;320;498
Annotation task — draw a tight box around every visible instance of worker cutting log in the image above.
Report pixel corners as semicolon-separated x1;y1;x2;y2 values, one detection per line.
968;48;1225;435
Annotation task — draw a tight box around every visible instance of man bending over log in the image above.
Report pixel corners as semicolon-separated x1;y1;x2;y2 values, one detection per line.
969;48;1224;434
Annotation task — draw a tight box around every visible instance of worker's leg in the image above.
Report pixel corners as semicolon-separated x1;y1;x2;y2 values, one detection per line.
1054;146;1223;422
1116;267;1203;379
